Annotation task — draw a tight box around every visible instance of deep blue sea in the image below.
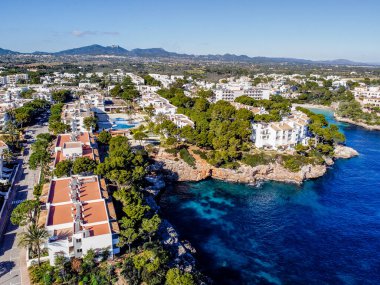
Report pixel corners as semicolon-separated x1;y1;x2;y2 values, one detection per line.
159;109;380;285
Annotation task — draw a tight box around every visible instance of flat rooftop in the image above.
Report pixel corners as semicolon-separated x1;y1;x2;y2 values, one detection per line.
54;146;94;165
48;177;101;204
56;132;91;148
64;142;82;149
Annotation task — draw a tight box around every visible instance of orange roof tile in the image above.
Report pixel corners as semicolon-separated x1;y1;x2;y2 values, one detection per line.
48;177;101;204
47;200;109;226
56;132;91;148
47;204;73;226
82;201;108;224
86;223;110;237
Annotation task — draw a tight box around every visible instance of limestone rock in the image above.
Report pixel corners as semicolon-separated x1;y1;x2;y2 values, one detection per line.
334;145;359;159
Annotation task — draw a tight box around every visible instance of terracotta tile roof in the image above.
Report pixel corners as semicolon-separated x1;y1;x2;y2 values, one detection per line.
64;142;82;149
48;177;102;204
53;228;73;240
56;132;91;148
54;146;94;165
47;204;73;226
86;223;110;237
82;201;108;224
47;200;108;226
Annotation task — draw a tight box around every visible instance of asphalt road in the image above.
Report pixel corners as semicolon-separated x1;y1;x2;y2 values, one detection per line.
0;122;49;285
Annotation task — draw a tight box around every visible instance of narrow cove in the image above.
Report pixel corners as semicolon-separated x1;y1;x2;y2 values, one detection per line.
159;109;380;285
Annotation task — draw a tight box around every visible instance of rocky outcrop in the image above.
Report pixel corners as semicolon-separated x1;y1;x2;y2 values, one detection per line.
334;145;359;159
153;148;327;185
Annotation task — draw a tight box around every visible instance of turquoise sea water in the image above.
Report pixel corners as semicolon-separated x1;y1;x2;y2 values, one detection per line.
159;109;380;285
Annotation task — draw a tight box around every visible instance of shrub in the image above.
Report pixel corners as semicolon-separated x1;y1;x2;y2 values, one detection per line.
33;184;42;197
242;153;274;167
192;149;207;160
282;156;302;172
179;148;196;167
165;148;179;156
29;262;54;285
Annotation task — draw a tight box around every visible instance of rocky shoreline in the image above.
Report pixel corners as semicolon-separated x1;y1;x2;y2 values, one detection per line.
334;116;380;131
145;145;358;280
294;103;380;132
152;146;358;185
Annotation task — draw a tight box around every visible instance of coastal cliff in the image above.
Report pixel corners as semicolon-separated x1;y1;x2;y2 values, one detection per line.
153;148;327;184
152;145;358;185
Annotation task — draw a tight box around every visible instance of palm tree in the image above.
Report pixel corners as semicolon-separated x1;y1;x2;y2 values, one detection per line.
18;223;49;265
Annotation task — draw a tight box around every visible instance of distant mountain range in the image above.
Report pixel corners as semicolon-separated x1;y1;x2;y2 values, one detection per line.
0;44;377;66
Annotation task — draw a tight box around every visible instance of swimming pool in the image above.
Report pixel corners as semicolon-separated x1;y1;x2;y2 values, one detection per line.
111;118;138;130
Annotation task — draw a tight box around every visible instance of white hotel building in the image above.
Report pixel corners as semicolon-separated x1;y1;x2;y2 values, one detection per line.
252;111;310;150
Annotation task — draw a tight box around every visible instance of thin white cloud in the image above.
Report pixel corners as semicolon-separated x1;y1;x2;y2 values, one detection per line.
71;30;120;37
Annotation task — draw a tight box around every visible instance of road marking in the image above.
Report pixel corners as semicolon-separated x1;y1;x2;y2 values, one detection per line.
11;200;24;205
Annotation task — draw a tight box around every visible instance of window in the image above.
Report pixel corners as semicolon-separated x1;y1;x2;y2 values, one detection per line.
76;238;82;243
77;249;82;253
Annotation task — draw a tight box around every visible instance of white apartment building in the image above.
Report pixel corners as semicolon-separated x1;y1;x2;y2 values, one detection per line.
78;82;100;89
62;102;95;132
45;175;119;265
125;73;145;85
214;87;270;102
148;74;183;88
79;93;105;113
139;93;194;128
140;93;177;116
353;86;380;108
168;114;194;128
3;74;29;85
252;111;310;150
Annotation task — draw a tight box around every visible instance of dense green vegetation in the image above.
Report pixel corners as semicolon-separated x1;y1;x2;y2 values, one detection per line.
294;80;355;106
19;88;36;99
156;87;253;167
48;103;71;135
97;130;112;144
95;136;148;187
28;133;54;170
94;136;201;284
9;99;50;127
110;76;140;101
336;100;380;125
28;249;118;285
54;157;97;177
165;146;196;167
53;159;72;177
83;115;98;131
297;107;345;156
235;95;291;122
51;89;71;103
143;74;162;86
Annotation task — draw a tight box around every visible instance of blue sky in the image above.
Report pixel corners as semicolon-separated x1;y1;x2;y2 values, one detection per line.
1;0;379;62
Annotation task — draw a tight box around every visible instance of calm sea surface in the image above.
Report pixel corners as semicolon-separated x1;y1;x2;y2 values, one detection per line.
159;109;380;285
